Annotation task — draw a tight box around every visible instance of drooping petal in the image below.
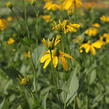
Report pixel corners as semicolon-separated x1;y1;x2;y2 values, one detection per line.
42;39;48;47
92;40;103;49
43;58;51;69
54;37;61;46
59;51;74;60
90;46;96;55
52;56;58;68
40;54;50;63
61;0;73;10
80;43;87;48
59;56;68;71
44;50;51;54
85;45;90;53
48;39;52;48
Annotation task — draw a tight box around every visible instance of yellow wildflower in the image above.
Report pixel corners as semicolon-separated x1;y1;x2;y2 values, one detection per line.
100;16;109;23
92;23;100;28
64;23;80;33
61;0;82;10
7;38;15;45
61;0;73;10
100;33;109;44
24;51;31;58
85;27;99;36
43;2;60;10
40;49;74;71
80;41;103;55
31;0;36;6
17;75;29;85
42;36;61;49
6;1;13;9
72;36;83;43
52;20;80;33
41;15;52;22
52;20;68;31
0;18;8;31
6;16;13;22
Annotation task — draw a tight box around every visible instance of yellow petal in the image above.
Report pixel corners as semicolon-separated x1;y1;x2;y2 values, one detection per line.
43;58;51;69
54;36;61;46
70;24;81;28
85;45;90;53
92;40;103;49
52;56;58;68
54;39;60;46
48;39;52;48
59;56;68;71
42;39;48;47
62;0;73;10
90;46;96;55
40;54;50;63
59;51;74;60
43;50;50;54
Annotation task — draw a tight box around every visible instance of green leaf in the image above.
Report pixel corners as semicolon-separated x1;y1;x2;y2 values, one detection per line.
89;70;96;85
42;93;48;109
61;66;79;106
66;73;79;106
0;98;10;109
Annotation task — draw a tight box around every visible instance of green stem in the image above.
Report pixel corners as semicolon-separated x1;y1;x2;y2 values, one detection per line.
30;47;37;92
64;103;66;109
50;49;55;84
23;0;30;39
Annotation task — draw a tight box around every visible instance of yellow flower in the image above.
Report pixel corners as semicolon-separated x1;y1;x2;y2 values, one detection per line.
40;49;74;71
6;1;13;9
6;16;13;22
52;20;68;31
24;51;31;58
42;36;61;49
7;38;15;45
85;27;99;36
72;35;83;43
43;0;82;11
80;41;103;55
100;33;109;44
52;20;80;33
17;75;29;85
0;18;8;31
61;0;82;10
61;0;73;10
100;16;109;23
92;23;100;28
31;0;36;6
41;15;52;22
43;1;60;10
64;23;80;33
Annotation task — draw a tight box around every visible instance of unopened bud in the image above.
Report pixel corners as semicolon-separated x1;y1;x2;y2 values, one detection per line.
31;0;36;6
6;2;13;9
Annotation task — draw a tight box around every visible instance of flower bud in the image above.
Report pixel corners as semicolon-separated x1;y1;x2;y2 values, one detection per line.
31;0;36;6
6;2;13;9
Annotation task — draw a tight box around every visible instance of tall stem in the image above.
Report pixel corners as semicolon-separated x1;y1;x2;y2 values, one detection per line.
23;0;30;39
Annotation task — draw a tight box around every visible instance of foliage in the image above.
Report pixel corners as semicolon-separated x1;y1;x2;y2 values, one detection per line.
0;0;109;109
